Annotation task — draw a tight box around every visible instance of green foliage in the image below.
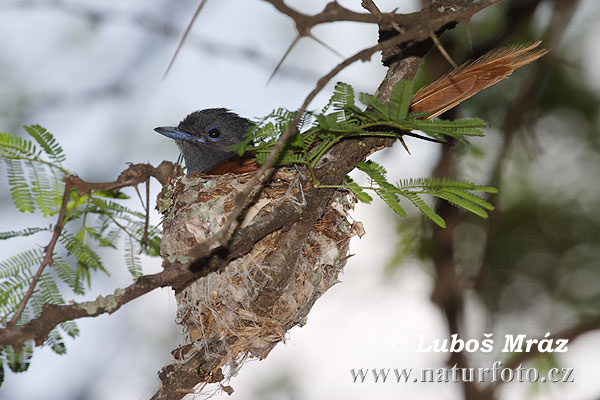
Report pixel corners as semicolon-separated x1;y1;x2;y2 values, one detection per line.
0;227;49;240
234;80;492;226
59;233;108;287
233;81;486;179
0;81;495;386
0;126;162;385
125;236;143;279
23;125;66;165
4;341;34;373
344;176;373;203
0;127;67;215
356;161;496;227
357;161;407;218
0;250;42;320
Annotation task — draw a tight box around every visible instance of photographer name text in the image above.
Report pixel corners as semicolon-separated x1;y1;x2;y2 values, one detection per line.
416;332;568;353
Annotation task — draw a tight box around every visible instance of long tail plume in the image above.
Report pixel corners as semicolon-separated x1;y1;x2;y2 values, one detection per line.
410;40;549;119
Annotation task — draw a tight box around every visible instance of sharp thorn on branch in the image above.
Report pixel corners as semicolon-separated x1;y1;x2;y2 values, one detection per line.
162;0;208;80
268;35;301;84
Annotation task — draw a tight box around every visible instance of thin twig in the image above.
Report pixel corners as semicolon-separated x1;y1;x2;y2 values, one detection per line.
186;0;499;262
6;163;179;328
142;178;150;247
361;0;382;15
133;185;145;212
0;187;305;348
186;0;500;260
0;0;501;352
8;179;73;326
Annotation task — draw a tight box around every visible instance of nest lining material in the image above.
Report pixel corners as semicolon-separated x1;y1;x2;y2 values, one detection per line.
159;168;362;392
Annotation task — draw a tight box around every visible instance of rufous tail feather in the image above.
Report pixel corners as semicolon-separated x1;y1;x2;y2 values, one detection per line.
410;40;549;119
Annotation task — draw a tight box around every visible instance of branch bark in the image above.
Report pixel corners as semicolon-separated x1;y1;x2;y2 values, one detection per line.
0;0;501;379
152;1;502;399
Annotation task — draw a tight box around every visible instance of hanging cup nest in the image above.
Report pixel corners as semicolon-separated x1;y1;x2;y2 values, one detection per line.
157;168;362;394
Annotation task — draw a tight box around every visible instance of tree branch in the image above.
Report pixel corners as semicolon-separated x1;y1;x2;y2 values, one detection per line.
152;1;503;398
7;179;74;327
0;180;314;348
0;0;501;359
184;0;500;264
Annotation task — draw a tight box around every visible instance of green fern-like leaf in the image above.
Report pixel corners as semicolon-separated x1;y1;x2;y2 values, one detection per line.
298;112;315;132
59;320;79;338
0;249;43;280
442;187;495;211
0;131;40;159
23;125;66;165
28;163;63;216
1;128;68;215
374;182;407;217
331;82;356;118
356;160;390;186
344;176;373;203
432;191;489;218
377;189;407;217
125;236;143;278
124;219;161;257
59;233;108;282
357;161;407;217
26;272;66;326
37;273;64;306
397;177;497;193
0;250;41;321
88;197;145;220
4;341;34;373
45;328;66;355
410;118;486;141
358;92;389;120
388;80;413;121
85;226;118;248
0;227;48;240
53;256;85;295
403;193;446;228
3;158;35;213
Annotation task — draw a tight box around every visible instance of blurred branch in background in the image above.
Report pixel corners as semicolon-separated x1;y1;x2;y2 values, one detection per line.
389;1;597;399
1;1;507;398
0;0;319;115
1;0;599;399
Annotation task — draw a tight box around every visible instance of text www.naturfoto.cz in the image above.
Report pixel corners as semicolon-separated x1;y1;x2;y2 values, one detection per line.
350;362;574;384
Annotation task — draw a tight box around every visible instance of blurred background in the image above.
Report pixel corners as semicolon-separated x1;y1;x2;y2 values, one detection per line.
1;0;599;399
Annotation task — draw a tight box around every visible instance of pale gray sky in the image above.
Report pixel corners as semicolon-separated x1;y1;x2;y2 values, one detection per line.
1;1;599;400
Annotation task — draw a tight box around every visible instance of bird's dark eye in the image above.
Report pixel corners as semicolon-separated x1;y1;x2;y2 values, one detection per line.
206;127;221;142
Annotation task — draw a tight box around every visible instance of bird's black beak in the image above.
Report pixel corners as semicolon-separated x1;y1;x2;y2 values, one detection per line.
154;126;205;143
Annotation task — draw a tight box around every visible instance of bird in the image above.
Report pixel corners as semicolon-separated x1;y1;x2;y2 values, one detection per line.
155;41;548;176
154;108;258;176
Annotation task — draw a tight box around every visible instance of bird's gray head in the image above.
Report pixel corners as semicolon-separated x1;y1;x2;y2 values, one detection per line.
154;108;252;175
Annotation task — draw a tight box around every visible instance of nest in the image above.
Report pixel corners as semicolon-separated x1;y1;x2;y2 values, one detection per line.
158;168;362;395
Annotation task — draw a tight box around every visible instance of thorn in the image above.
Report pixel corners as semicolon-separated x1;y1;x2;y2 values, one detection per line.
308;33;345;59
430;31;457;69
267;35;301;84
398;136;411;155
162;0;208;80
391;21;406;34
